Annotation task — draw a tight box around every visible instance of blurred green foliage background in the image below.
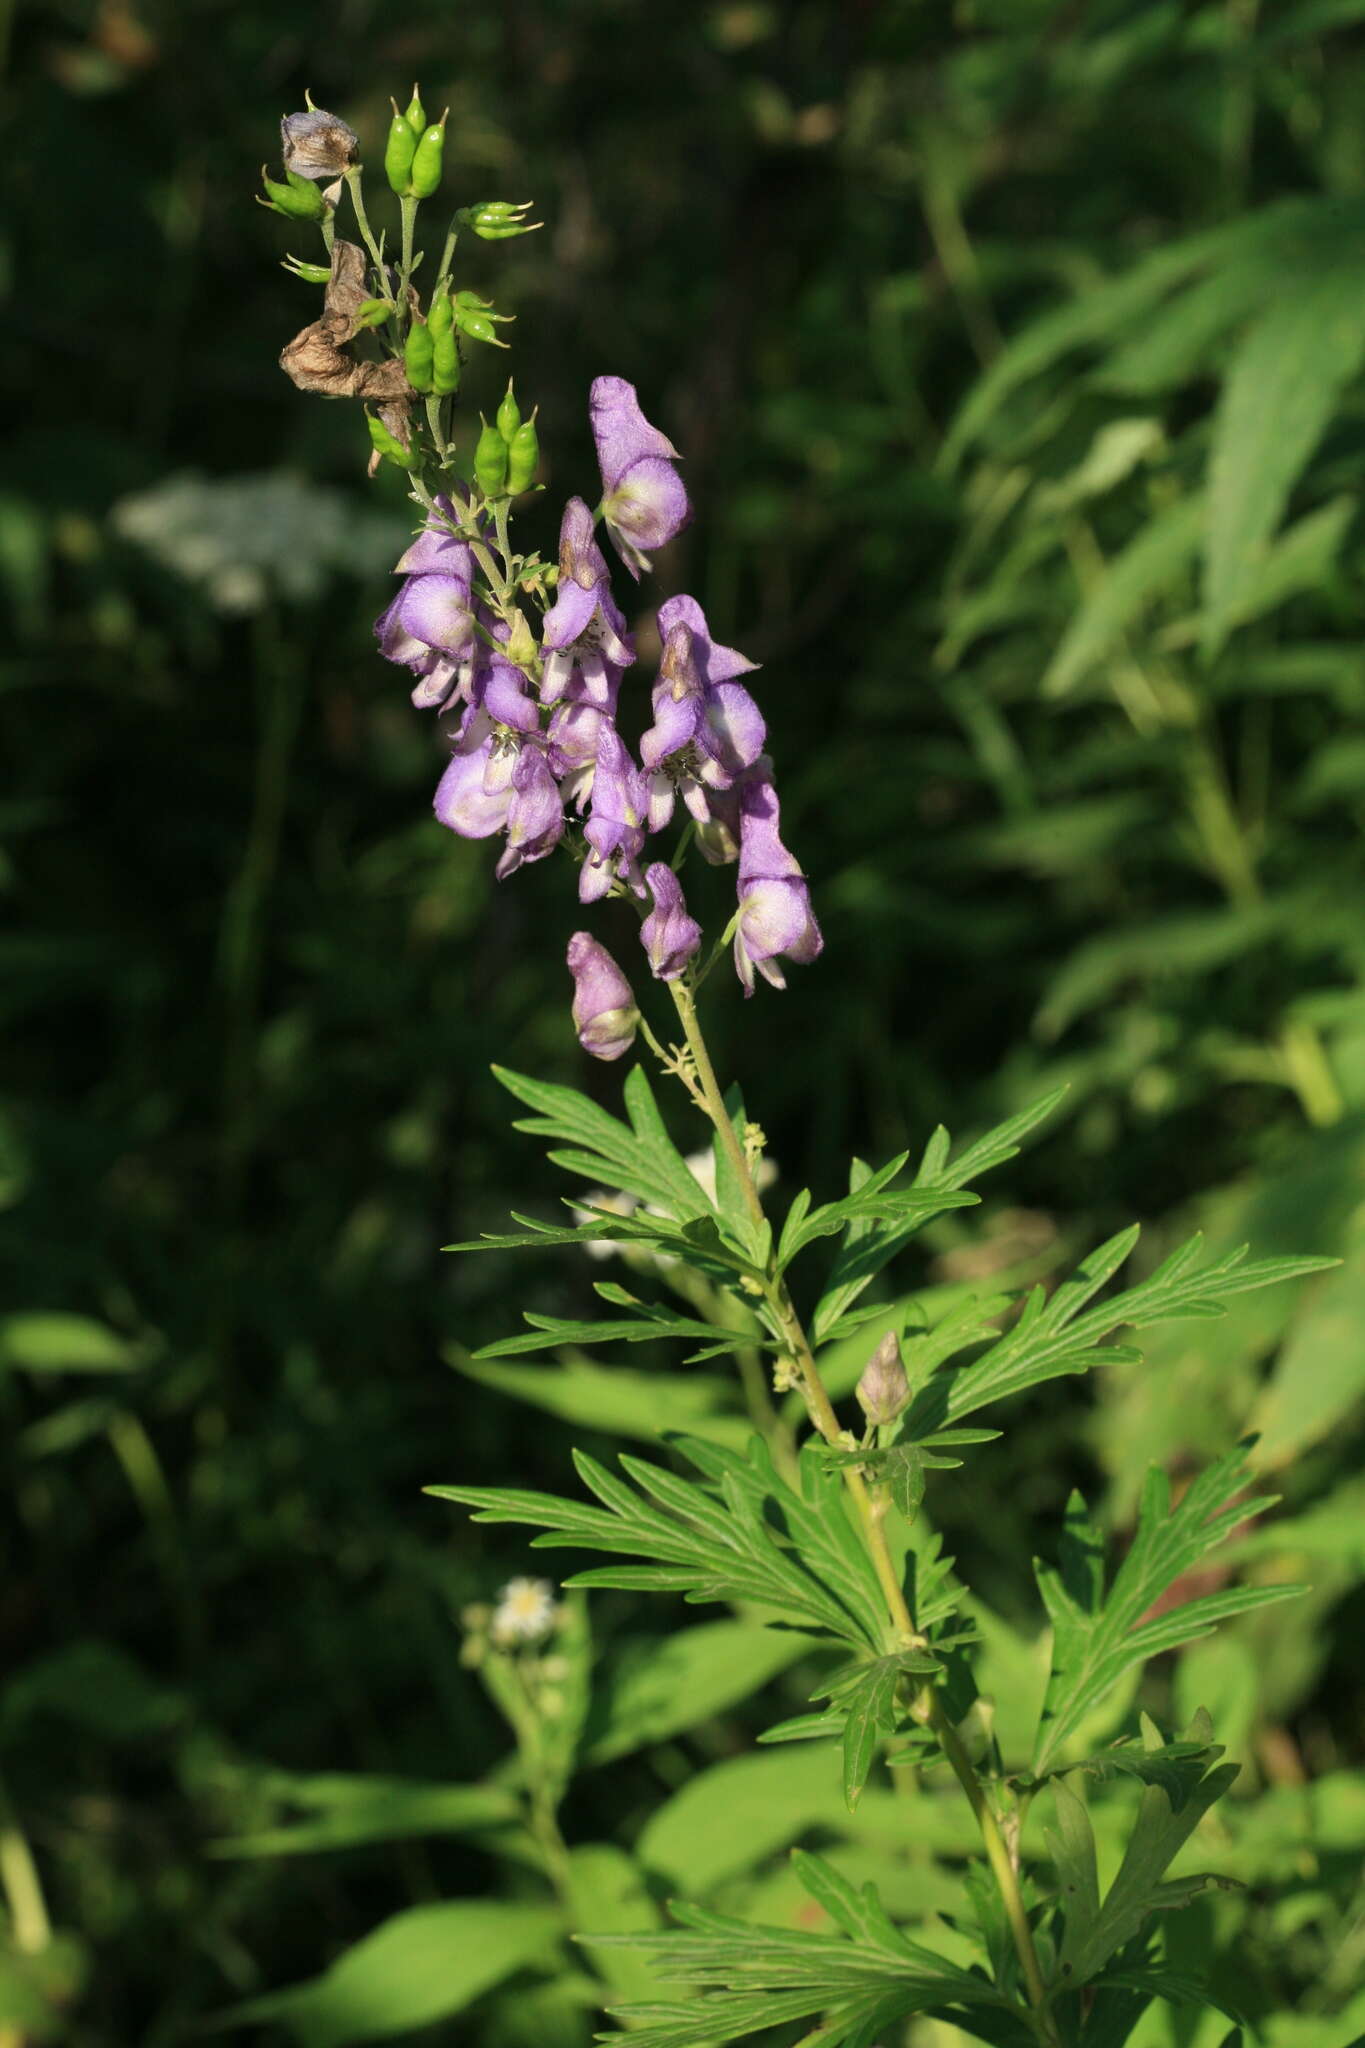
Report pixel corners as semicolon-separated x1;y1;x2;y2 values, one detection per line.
3;0;1365;2043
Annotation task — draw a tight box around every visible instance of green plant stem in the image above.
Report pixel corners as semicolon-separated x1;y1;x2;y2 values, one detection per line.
398;194;418;310
665;979;1058;2041
0;1773;49;1956
343;168;386;280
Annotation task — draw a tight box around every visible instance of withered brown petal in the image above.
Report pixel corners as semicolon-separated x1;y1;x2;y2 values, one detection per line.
279;241;413;402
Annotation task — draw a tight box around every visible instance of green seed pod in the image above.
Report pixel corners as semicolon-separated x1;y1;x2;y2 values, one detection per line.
409;114;447;200
404;317;435;393
282;255;333;283
384;103;418;196
259;165;325;220
404;85;427;133
353;296;393;330
454;306;509;348
432;326;461;395
505;412;539;494
474;414;508;498
496;382;521;444
426;289;454;339
367;412;415;469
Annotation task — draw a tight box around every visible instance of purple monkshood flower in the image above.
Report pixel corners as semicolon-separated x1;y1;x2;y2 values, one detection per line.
733;778;823;996
580;725;650;904
589;376;691;579
546;668;622;815
640;596;766;831
567;933;639;1061
432;661;541;841
540;497;634;703
376;498;480;713
640;863;702;980
496;746;564;880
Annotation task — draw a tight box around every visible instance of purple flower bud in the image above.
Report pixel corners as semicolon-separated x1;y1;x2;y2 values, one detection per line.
856;1332;910;1425
589;376;691;579
567;933;639;1061
496;746;564;879
733;778;823;996
280;107;360;181
640;863;703;980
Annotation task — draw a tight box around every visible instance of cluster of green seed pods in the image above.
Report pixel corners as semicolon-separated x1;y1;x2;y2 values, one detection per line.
384;85;447;199
474;384;539;498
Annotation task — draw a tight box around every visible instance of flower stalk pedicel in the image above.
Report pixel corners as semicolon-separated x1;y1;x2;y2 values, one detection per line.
260;89;1334;2048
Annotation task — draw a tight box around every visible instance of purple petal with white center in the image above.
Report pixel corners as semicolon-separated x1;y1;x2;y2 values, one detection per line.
410;656;462;711
398;571;475;655
641;863;702;981
433;714;513;839
604;455;691;576
657;595;759;683
734;876;822;996
589;378;680;494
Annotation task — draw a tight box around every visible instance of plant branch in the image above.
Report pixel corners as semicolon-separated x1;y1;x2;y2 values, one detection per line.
664;978;1059;2041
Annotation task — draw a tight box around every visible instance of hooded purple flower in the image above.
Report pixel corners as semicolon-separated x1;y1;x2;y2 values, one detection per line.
496;746;565;879
540;497;633;703
733;778;823;996
376;503;478;712
567;933;639;1061
432;661;540;841
639;596;766;830
546;665;622;815
580;725;650;904
640;863;702;980
589;376;691;579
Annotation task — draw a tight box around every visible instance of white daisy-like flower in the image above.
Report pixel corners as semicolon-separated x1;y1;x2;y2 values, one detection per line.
491;1577;558;1646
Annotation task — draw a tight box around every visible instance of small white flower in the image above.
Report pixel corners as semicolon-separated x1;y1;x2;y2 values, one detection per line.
491;1577;557;1646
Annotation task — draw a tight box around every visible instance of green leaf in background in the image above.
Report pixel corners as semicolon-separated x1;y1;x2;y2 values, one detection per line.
1032;1447;1301;1776
1246;1228;1365;1468
208;1773;520;1859
1043;491;1204;699
217;1900;562;2046
0;1933;89;2041
448;1351;751;1450
0;1312;141;1373
1203;254;1365;655
582;1619;817;1763
562;1844;662;2003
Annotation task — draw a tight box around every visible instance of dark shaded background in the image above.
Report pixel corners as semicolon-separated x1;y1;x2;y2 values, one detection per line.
3;1;1365;2042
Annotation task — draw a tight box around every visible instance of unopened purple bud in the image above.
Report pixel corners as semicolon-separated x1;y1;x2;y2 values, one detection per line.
640;863;702;981
567;933;639;1061
856;1332;910;1425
